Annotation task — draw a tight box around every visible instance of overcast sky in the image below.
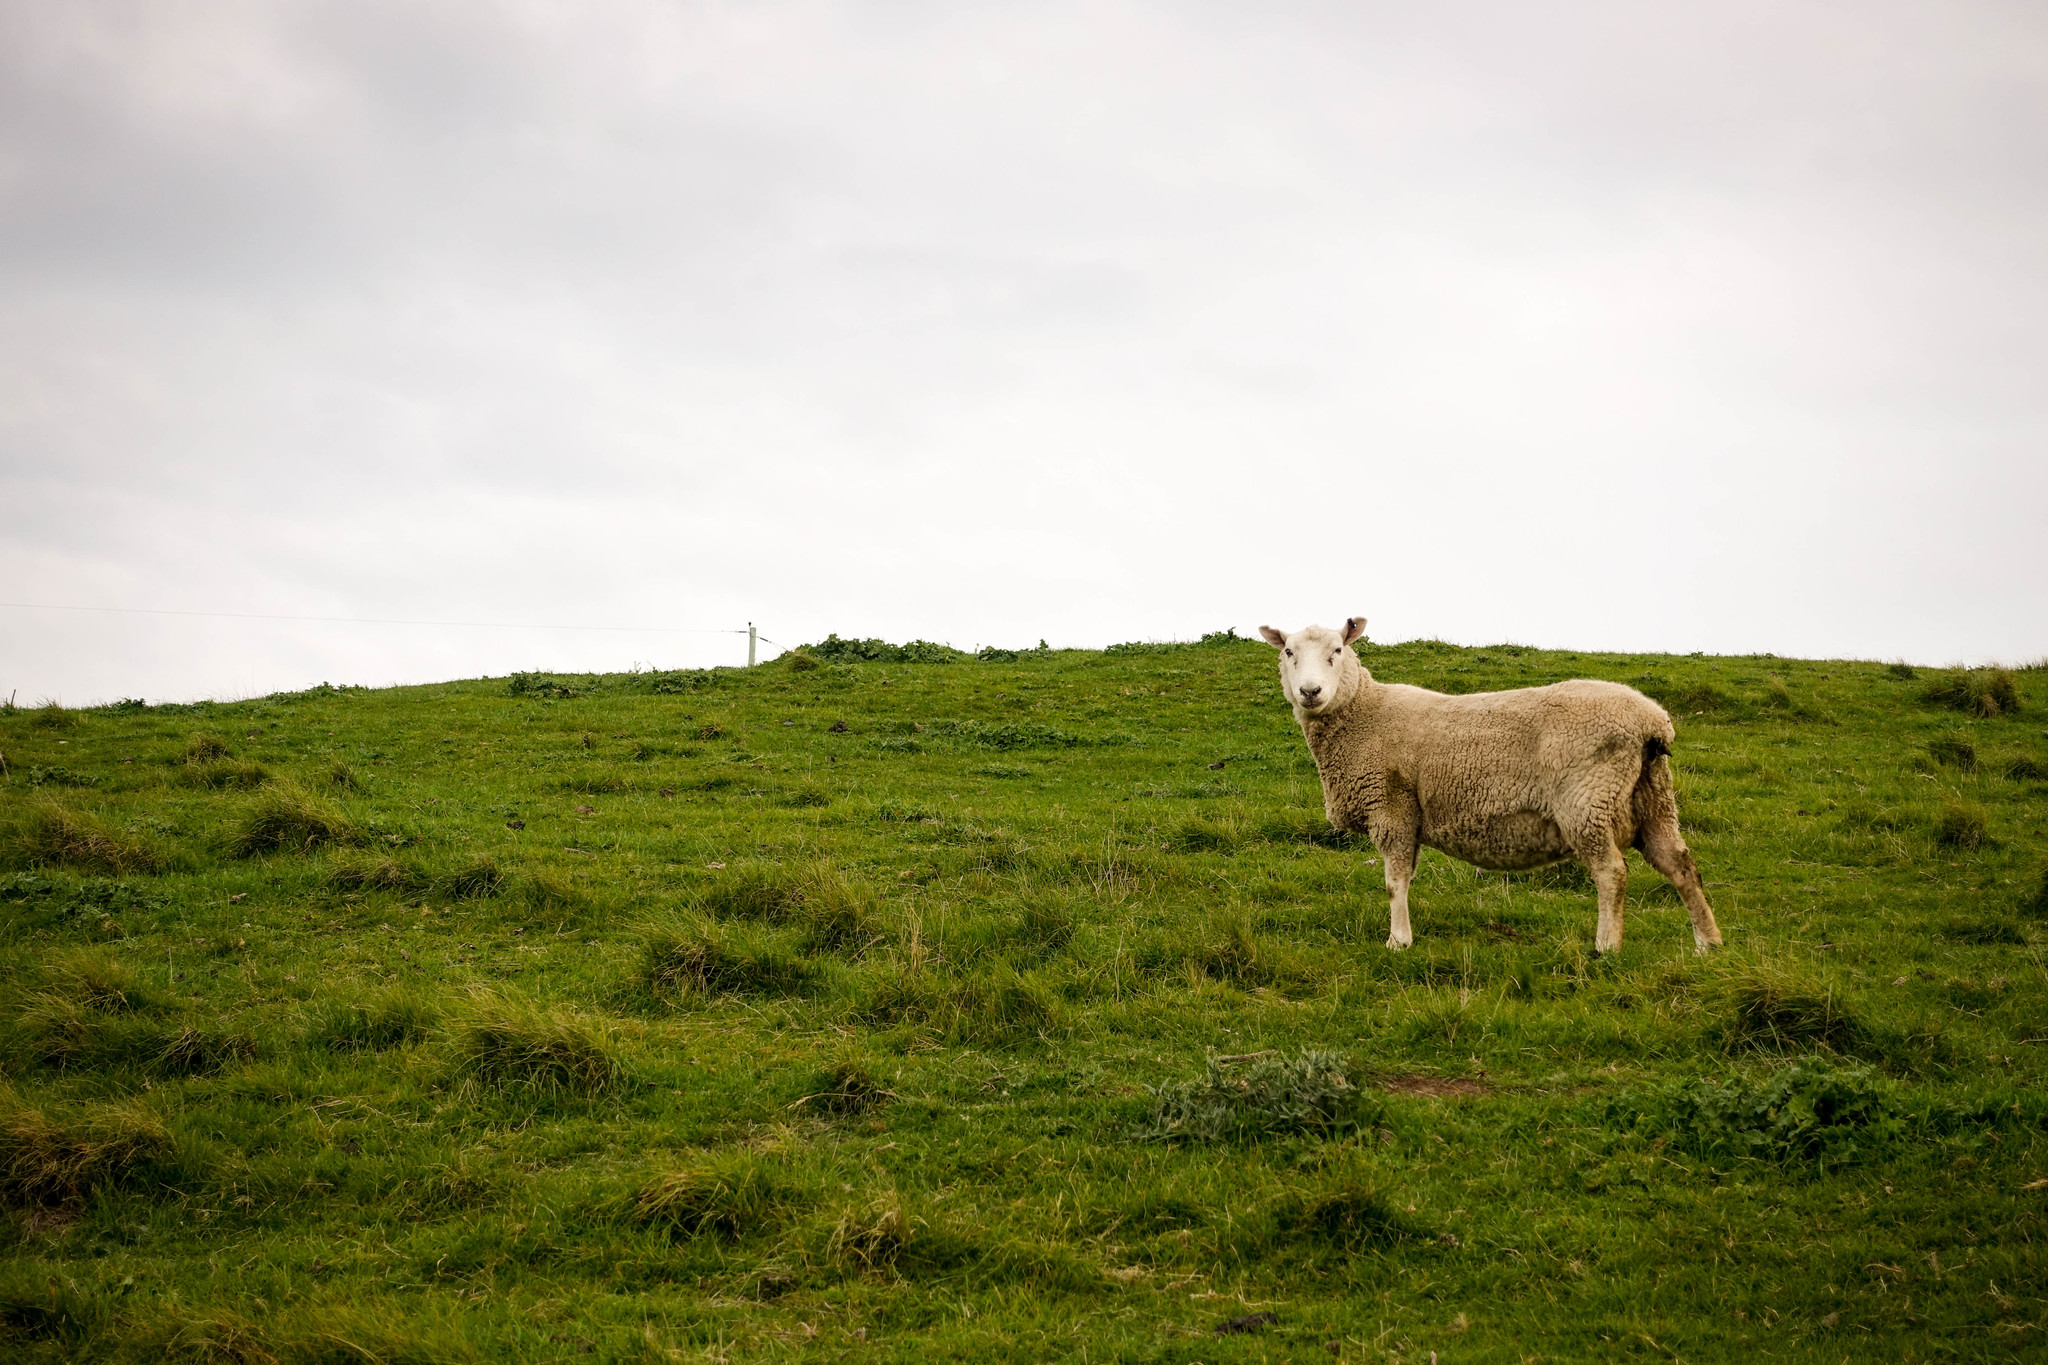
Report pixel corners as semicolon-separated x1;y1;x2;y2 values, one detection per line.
4;0;2045;703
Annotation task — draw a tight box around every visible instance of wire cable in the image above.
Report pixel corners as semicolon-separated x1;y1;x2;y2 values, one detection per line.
0;601;753;635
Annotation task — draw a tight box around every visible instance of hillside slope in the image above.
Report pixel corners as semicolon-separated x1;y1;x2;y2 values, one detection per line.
2;637;2044;1362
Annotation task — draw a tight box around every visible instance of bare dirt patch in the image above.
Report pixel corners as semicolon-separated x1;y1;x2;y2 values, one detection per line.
1380;1075;1489;1099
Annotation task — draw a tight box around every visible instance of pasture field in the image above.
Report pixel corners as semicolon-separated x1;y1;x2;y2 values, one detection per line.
1;634;2045;1363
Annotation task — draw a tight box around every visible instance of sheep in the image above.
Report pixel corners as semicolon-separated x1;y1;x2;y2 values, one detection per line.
1259;617;1723;955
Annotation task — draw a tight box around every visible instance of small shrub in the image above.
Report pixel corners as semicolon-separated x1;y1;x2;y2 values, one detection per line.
325;856;429;895
0;1090;177;1207
1149;1049;1371;1143
783;650;819;672
10;799;167;875
450;993;622;1095
1609;1062;1900;1168
438;855;504;900
1926;737;1977;771
632;1156;810;1239
313;987;441;1051
184;732;232;763
639;917;819;1000
226;783;362;857
1885;662;1917;680
1933;799;1989;850
1922;668;2022;718
507;673;578;698
1713;968;1870;1057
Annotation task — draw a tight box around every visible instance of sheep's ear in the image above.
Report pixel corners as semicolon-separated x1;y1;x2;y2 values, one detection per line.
1339;616;1368;645
1258;626;1288;649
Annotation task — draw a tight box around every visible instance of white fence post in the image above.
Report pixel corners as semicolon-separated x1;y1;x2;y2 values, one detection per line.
748;623;757;668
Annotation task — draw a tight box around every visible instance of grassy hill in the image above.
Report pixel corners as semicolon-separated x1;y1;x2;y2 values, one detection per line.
1;635;2044;1362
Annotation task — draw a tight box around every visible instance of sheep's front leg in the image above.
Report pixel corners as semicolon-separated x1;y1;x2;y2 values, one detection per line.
1378;837;1417;950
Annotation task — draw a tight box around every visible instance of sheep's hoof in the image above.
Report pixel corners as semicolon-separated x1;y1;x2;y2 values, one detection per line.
1385;935;1411;951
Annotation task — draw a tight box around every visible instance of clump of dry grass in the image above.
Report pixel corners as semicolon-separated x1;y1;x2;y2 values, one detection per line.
9;798;167;875
0;1089;177;1207
793;1052;897;1115
1922;668;2023;718
828;1190;919;1271
225;783;362;857
631;1155;811;1239
450;992;622;1096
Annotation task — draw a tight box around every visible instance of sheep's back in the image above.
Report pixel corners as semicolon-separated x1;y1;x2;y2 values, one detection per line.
1372;678;1671;809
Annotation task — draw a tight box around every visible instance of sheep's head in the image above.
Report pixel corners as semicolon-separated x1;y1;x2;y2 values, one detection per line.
1259;618;1368;717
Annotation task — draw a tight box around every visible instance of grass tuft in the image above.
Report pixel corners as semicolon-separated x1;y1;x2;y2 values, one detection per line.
180;758;271;790
1925;736;1976;771
1275;1176;1426;1249
828;1190;918;1271
450;993;622;1095
795;1052;897;1115
29;702;82;730
1149;1049;1370;1142
184;732;232;763
1922;667;2023;717
1712;967;1871;1057
631;1155;810;1239
639;917;819;1000
226;784;362;857
326;758;360;790
324;856;429;895
1933;799;1989;850
9;798;167;875
311;987;440;1051
0;1089;177;1207
692;861;877;952
437;855;504;900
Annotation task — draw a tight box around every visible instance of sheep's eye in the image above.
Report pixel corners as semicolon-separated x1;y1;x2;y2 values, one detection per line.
1283;649;1292;657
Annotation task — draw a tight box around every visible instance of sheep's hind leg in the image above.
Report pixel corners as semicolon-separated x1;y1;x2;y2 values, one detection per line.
1574;834;1628;955
1378;837;1417;950
1637;822;1722;953
1632;752;1723;952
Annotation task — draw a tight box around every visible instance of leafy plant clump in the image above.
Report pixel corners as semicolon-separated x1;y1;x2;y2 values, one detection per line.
1609;1062;1900;1168
226;784;363;857
1922;667;2023;718
1149;1050;1372;1143
801;634;965;664
507;672;580;698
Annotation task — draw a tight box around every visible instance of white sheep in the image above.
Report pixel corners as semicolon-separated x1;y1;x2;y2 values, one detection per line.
1259;617;1723;954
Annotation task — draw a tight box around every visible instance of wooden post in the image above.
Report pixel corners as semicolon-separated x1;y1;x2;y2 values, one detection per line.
748;623;757;668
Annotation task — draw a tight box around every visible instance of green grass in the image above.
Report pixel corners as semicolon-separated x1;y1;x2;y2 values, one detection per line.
0;638;2043;1361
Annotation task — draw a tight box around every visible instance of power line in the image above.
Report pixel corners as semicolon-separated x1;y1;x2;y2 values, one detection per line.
0;601;755;635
